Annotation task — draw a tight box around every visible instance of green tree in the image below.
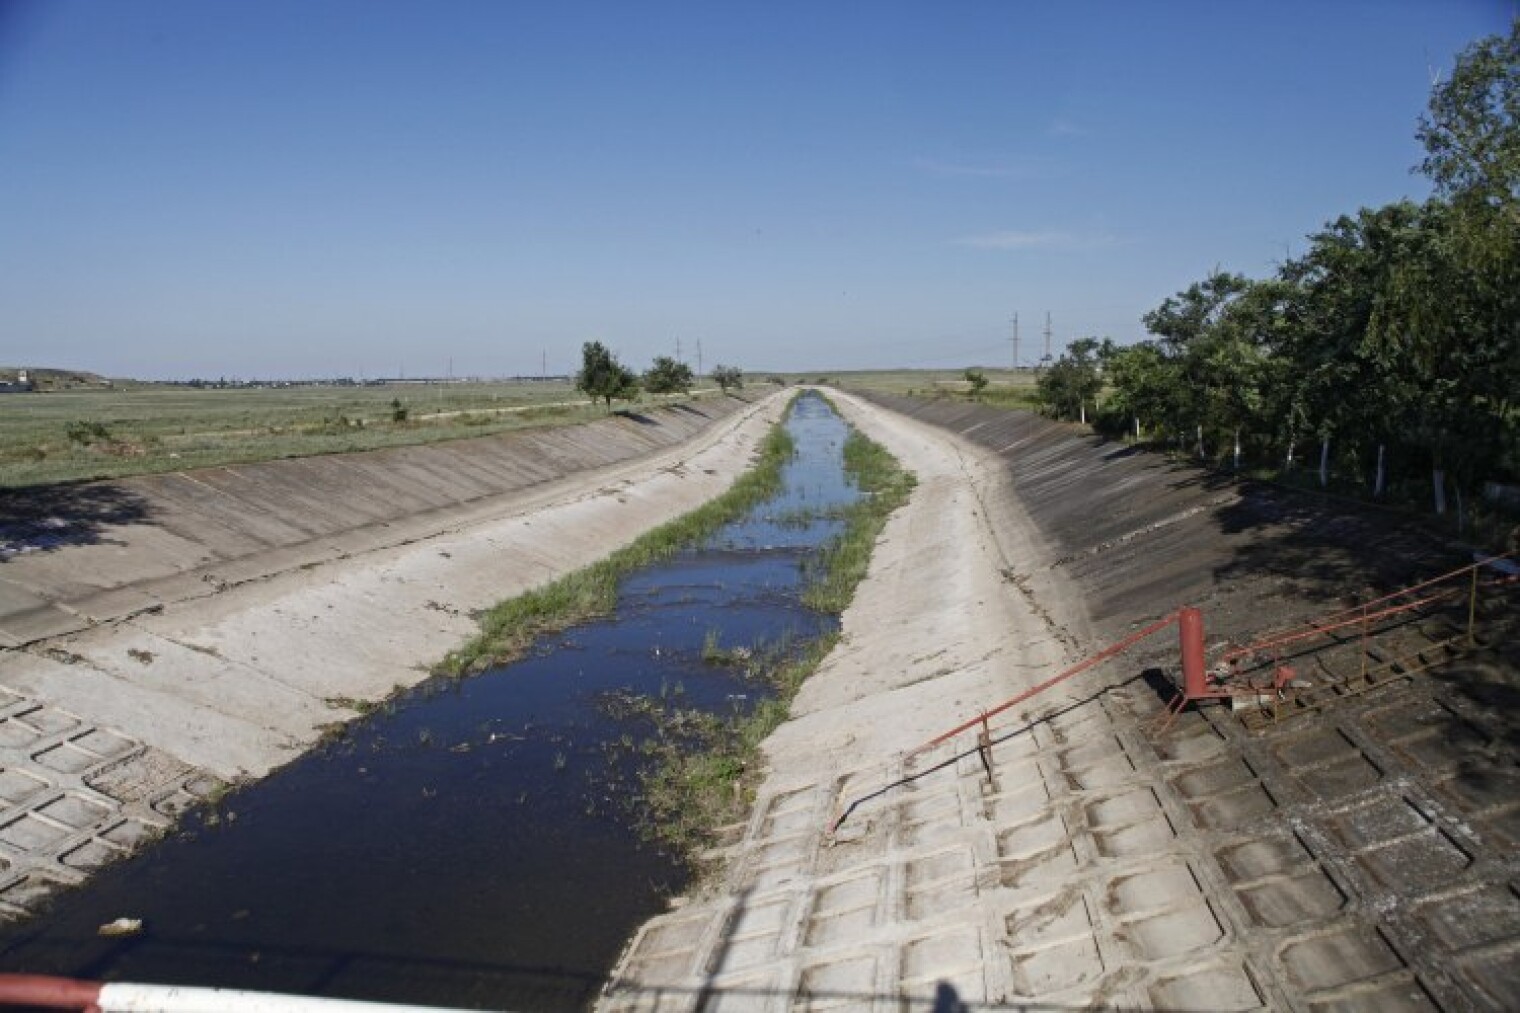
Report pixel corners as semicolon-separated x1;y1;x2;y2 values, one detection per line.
1095;22;1520;527
1408;22;1520;515
1418;18;1520;209
963;368;988;397
1036;338;1105;422
1273;203;1432;491
1365;200;1517;516
1140;272;1258;458
576;341;640;409
711;364;744;393
1095;341;1178;440
644;356;694;395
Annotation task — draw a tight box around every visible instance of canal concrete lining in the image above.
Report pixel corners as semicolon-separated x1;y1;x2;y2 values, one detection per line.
603;392;1520;1011
0;398;751;645
0;393;788;919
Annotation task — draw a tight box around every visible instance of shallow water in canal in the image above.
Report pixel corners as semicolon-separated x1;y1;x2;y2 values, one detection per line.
0;393;860;1010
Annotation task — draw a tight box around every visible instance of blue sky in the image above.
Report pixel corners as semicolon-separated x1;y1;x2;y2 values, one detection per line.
0;1;1509;379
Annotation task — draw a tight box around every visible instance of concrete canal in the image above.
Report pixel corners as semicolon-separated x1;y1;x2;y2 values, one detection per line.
0;393;863;1010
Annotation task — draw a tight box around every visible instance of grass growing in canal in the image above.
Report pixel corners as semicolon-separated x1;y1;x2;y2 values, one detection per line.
801;428;917;612
632;633;837;853
442;393;916;865
637;425;915;857
437;410;798;676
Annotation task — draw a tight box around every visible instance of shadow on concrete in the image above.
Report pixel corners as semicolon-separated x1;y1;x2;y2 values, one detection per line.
1096;442;1147;464
613;409;660;426
1430;645;1520;754
1210;483;1456;607
0;481;152;562
830;671;1158;836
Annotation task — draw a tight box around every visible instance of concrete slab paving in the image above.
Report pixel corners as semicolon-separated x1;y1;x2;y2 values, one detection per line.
0;397;752;641
602;393;1520;1011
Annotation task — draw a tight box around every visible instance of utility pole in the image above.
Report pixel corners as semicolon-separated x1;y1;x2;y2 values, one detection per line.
541;350;547;379
696;339;703;376
1043;312;1053;368
675;337;683;362
1011;313;1020;370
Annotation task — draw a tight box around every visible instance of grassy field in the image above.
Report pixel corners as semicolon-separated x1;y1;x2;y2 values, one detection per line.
769;367;1043;409
0;380;725;489
0;369;1038;490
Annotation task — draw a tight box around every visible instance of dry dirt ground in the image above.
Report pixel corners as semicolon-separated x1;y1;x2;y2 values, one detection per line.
602;391;1520;1012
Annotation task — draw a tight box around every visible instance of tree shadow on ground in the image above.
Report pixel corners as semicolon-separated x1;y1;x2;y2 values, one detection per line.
612;409;660;426
0;482;152;562
1209;481;1459;606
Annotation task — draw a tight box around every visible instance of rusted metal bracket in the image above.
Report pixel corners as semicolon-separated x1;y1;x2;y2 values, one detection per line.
976;717;995;789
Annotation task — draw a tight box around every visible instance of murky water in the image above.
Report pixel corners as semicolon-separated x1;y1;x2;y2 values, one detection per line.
0;393;859;1010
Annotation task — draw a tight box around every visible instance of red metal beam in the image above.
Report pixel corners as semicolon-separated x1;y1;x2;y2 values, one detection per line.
1217;588;1459;666
906;610;1180;759
1220;553;1512;665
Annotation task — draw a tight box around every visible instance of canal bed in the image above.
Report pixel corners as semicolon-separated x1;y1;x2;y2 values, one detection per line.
0;393;861;1010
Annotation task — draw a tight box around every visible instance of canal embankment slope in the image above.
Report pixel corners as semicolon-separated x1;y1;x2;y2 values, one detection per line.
0;392;788;920
605;391;1520;1011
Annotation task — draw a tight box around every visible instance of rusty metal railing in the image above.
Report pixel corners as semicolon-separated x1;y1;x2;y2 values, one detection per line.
829;552;1516;833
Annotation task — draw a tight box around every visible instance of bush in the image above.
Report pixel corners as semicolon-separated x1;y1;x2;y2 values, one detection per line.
65;420;112;446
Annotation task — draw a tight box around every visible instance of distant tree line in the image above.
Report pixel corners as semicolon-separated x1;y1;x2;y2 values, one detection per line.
1038;20;1519;523
575;341;743;408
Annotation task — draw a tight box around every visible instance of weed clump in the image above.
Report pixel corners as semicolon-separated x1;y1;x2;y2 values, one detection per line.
802;430;917;612
623;634;837;854
66;420;113;446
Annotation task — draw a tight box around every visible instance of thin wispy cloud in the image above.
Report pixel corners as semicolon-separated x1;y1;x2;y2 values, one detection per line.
1049;118;1091;137
954;229;1120;251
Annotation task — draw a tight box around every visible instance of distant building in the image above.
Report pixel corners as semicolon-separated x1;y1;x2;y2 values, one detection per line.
0;369;35;394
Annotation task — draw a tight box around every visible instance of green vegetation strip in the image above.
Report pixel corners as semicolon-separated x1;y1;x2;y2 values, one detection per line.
635;423;916;856
438;407;797;676
802;430;919;611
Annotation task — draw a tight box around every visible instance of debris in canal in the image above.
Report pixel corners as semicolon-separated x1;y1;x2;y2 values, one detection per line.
96;918;143;938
